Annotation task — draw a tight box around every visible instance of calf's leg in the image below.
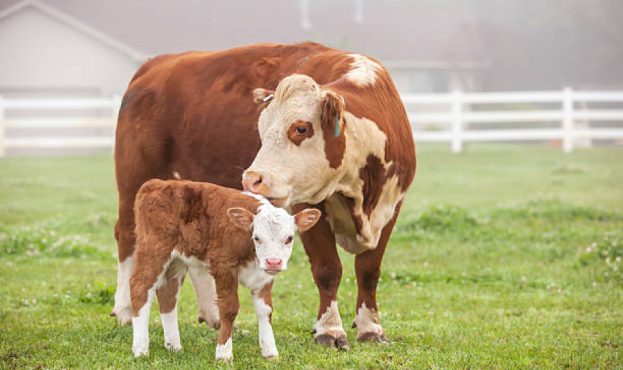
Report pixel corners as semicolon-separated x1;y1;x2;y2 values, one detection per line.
353;207;400;343
295;204;349;349
214;272;239;361
156;259;186;352
253;282;278;358
188;266;220;329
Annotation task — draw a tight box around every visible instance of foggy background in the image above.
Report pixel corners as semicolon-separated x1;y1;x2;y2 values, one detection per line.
1;0;622;97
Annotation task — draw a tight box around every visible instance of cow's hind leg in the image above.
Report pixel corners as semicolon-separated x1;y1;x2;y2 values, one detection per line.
188;266;220;329
296;204;349;350
157;259;186;352
353;209;400;343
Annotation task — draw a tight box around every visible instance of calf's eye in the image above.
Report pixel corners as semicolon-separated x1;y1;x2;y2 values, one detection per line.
285;236;294;244
253;236;261;243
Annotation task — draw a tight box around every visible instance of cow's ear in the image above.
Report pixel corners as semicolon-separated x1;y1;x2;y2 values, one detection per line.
253;88;275;105
321;90;345;138
294;208;322;233
227;207;255;230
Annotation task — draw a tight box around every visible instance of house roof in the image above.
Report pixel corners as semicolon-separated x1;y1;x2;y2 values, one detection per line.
0;0;489;67
0;0;148;62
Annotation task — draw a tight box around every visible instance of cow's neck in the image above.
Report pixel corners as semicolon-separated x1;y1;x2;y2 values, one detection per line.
325;111;404;254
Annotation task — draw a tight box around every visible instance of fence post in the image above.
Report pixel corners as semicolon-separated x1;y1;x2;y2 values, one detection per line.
111;94;122;154
562;88;574;153
0;96;5;158
451;90;464;153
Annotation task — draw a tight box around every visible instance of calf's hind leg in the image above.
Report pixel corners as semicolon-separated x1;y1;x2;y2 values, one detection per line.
253;283;278;358
157;259;186;352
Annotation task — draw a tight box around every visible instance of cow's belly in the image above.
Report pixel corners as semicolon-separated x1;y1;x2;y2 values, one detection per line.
324;194;369;254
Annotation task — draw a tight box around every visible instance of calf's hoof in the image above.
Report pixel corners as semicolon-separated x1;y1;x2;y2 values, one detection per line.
357;332;390;344
164;342;182;352
111;307;132;325
313;331;350;350
132;345;149;358
198;315;220;330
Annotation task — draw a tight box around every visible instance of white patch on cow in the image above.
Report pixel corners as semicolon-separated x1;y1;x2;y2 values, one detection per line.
253;294;278;358
354;303;384;338
132;288;155;357
345;54;381;86
188;265;220;328
113;256;134;325
215;337;233;361
161;309;182;351
313;300;346;338
239;260;274;292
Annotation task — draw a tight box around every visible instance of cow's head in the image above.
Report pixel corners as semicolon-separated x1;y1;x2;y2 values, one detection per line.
242;74;345;207
227;204;321;275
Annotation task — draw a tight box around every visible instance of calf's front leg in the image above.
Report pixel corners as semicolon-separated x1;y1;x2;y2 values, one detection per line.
214;272;239;361
253;282;278;358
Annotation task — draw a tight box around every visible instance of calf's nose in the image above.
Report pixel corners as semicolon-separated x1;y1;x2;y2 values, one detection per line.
265;258;282;269
242;170;269;195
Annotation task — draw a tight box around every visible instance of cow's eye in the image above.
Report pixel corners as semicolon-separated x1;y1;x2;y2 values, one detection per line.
296;126;307;135
285;236;294;244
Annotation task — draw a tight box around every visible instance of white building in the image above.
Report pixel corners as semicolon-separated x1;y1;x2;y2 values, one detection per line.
0;0;146;98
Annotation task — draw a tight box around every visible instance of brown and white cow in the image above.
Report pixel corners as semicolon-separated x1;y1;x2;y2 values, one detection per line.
130;179;320;360
113;42;416;349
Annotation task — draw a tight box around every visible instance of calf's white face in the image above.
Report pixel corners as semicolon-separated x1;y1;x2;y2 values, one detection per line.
227;205;321;275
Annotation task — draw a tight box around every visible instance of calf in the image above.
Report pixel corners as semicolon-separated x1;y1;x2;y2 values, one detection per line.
130;179;321;360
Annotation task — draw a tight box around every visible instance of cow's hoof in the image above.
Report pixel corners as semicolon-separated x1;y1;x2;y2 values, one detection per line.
357;332;390;344
198;316;220;330
111;307;132;325
315;333;350;350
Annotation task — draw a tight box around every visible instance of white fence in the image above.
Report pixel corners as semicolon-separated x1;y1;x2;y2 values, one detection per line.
1;89;623;156
403;88;623;153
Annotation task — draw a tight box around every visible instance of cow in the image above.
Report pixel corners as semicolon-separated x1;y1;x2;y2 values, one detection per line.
112;42;416;349
130;179;320;360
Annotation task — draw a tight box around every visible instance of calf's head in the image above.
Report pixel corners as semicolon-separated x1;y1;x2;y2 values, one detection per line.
242;74;345;207
227;204;321;275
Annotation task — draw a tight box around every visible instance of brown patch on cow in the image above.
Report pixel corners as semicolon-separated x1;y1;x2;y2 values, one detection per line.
287;120;314;146
359;155;388;216
321;91;346;168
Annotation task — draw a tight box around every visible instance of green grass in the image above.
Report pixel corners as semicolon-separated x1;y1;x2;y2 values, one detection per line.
1;145;622;369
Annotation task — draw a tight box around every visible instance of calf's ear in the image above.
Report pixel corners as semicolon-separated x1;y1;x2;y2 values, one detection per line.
253;88;275;105
294;208;322;233
227;207;255;230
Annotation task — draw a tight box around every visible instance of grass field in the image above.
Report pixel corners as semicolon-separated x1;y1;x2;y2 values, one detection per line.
1;145;622;369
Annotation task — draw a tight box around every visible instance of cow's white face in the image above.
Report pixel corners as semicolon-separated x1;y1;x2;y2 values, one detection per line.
227;205;321;275
242;74;345;207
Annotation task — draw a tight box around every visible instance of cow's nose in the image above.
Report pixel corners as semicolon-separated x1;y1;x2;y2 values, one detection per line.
242;170;269;195
265;258;282;269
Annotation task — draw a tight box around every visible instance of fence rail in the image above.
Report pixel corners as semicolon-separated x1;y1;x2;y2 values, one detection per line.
1;89;623;156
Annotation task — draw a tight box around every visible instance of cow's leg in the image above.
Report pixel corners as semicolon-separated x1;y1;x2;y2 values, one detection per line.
353;207;400;343
253;282;278;358
157;260;186;352
296;204;348;349
112;200;136;325
214;272;239;361
188;266;220;329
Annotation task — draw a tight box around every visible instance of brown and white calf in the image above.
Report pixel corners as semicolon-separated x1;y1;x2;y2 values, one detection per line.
130;179;320;360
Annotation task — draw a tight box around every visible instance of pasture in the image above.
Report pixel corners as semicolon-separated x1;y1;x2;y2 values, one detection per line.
0;145;622;369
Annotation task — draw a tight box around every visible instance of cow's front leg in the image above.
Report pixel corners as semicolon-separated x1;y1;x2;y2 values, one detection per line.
253;282;278;358
214;272;239;361
353;209;399;343
296;204;349;350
